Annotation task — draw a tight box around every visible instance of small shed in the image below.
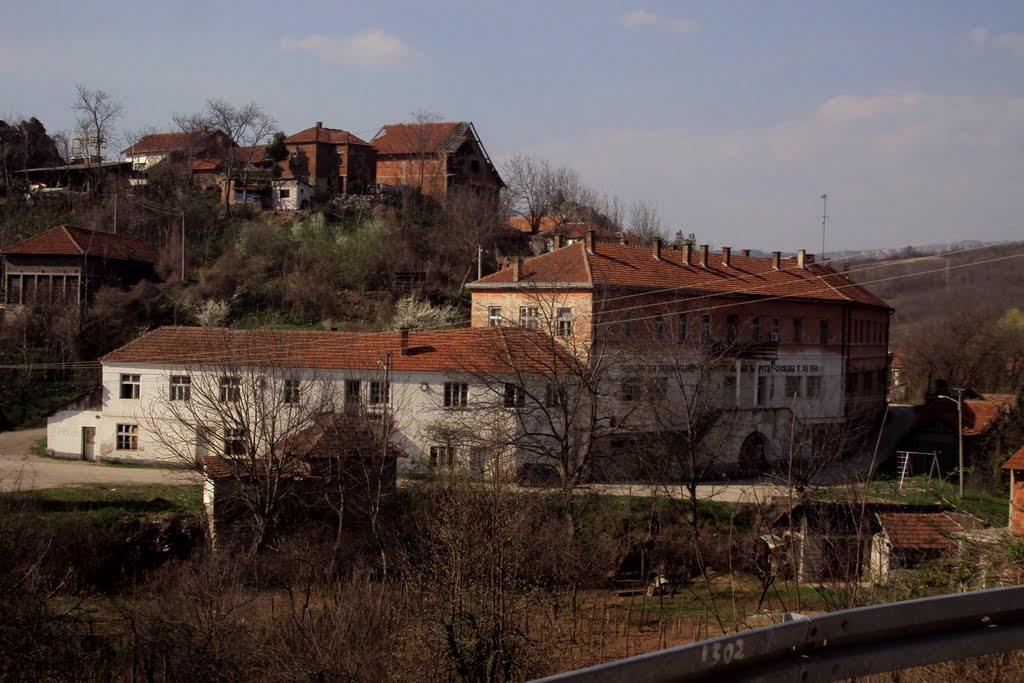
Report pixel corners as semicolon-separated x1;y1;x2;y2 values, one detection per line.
1002;445;1024;537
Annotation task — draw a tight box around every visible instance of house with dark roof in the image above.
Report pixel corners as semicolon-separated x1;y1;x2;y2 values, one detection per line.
122;129;234;173
1;225;157;319
469;233;893;474
372;121;502;201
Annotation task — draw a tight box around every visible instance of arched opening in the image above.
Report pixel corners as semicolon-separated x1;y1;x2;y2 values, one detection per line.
738;431;770;476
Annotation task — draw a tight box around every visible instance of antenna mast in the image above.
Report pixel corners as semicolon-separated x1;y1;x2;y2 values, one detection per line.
820;193;828;258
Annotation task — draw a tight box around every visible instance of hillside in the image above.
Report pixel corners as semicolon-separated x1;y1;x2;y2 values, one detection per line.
847;240;1024;332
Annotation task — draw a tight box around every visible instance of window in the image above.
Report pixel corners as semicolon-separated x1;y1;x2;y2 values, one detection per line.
756;376;770;406
471;159;481;173
488;306;503;327
345;379;361;404
701;314;712;342
283;378;300;404
279;189;290;198
444;382;468;408
116;424;138;451
793;318;804;343
726;314;738;343
752;316;761;342
556;307;573;337
429;445;454;468
819;319;829;345
545;383;566;407
806;375;823;398
722;376;737;406
519;306;539;330
503;383;525;408
622;312;636;338
369;380;390;405
677;313;689;341
223;428;247;456
769;317;781;342
785;375;802;398
169;375;191;401
621;378;643;402
220;376;241;403
653;314;667;340
120;374;141;400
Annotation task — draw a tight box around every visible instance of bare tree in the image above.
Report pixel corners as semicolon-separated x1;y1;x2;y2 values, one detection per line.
503;154;558;233
203;99;275;213
72;85;123;174
626;199;664;245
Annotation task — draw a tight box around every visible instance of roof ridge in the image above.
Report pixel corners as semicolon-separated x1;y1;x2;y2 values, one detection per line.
60;225;85;254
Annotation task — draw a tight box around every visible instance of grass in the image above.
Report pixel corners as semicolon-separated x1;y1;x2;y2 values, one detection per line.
865;475;1009;526
0;483;203;524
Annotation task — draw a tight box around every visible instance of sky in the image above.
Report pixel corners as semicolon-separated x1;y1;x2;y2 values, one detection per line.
2;1;1023;252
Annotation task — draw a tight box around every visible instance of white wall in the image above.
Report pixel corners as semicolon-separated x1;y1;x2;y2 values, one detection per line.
46;409;102;460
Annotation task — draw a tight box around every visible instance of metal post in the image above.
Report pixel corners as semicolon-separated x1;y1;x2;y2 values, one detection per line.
820;193;828;257
180;210;186;283
957;387;964;499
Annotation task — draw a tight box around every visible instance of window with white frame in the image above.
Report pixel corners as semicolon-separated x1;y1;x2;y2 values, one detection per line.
429;445;454;468
503;383;525;408
283;378;300;404
345;379;361;404
169;375;191;401
220;376;241;403
556;307;573;337
444;382;468;408
369;380;389;405
806;375;823;398
793;318;804;343
769;317;782;342
223;428;247;456
519;306;539;329
488;306;503;327
120;374;141;399
116;423;138;451
785;375;802;398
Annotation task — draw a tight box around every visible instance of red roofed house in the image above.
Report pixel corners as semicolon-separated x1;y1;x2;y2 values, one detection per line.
122;129;234;173
469;233;893;475
1;225;157;320
272;122;377;208
1002;445;1024;537
372;121;503;201
45;325;570;480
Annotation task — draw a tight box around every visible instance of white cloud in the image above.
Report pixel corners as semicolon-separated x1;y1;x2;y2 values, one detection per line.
966;26;1024;59
534;92;1024;250
279;30;422;68
620;9;697;33
993;31;1024;59
968;26;989;48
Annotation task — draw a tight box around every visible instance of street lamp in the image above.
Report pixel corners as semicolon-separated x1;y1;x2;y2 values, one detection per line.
937;389;965;499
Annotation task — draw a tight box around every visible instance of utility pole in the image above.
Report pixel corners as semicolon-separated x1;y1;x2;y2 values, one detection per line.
477;244;483;280
819;193;828;258
180;210;186;283
956;387;964;499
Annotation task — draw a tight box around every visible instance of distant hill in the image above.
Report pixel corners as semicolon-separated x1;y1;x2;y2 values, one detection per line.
844;241;1024;331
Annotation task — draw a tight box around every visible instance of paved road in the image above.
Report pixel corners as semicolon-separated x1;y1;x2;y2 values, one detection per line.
0;428;200;492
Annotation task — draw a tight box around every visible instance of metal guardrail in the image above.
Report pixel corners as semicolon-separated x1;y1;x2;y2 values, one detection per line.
537;585;1024;682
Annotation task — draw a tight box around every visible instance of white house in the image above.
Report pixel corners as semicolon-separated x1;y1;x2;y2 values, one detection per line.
46;326;565;476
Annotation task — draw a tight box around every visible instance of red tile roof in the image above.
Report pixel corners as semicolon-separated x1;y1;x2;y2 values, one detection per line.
876;511;964;550
372;121;467;156
1002;445;1024;471
2;225;157;263
122;130;226;155
191;159;222;172
470;241;890;308
284;125;370;146
100;325;570;375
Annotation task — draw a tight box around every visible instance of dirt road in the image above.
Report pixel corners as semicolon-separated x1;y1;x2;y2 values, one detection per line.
0;428;200;491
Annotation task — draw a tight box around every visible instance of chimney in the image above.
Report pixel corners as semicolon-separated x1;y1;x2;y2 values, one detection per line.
797;249;806;268
315;121;322;129
553;234;564;250
512;258;523;282
771;251;781;270
619;236;629;246
741;249;750;257
652;237;662;261
585;229;596;253
699;244;709;267
399;328;410;356
682;243;692;265
722;246;731;267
